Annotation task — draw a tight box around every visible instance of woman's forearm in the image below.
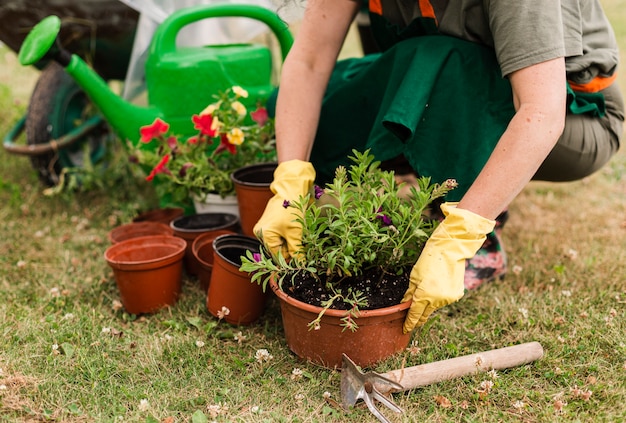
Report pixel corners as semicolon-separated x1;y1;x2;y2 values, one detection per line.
274;0;360;163
458;58;567;219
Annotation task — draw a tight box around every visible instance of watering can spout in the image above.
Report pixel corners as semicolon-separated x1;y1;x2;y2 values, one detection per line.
18;15;161;145
18;5;293;146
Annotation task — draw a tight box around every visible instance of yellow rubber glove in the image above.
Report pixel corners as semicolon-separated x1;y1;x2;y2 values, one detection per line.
402;202;496;333
253;160;315;259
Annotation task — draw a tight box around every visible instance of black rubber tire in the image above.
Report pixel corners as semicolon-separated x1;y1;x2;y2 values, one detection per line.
25;62;108;186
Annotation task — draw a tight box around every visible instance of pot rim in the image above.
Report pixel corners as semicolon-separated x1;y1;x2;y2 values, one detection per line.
212;234;261;267
108;221;174;243
170;212;239;233
191;229;237;267
104;235;186;268
269;277;411;318
230;162;278;187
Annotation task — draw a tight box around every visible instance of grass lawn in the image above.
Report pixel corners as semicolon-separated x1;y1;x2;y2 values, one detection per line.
1;2;625;422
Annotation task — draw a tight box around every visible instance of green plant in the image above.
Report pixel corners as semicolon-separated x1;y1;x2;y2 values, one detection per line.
241;149;456;330
132;86;276;203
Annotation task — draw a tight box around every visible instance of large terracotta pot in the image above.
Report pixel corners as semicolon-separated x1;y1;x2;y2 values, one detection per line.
207;234;268;325
270;278;412;369
230;162;277;236
170;213;239;276
104;235;186;314
108;221;174;244
191;229;237;292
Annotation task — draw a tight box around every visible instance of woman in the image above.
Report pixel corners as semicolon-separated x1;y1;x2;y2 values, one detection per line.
254;0;623;333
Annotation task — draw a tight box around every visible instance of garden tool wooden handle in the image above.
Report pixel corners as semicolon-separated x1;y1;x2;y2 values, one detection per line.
377;342;544;394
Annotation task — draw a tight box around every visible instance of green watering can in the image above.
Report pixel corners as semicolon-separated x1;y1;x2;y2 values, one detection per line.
18;4;293;146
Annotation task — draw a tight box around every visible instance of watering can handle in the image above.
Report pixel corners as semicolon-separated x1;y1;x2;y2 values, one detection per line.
151;4;293;61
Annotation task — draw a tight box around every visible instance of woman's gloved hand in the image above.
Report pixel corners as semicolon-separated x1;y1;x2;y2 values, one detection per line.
402;202;496;333
253;160;316;260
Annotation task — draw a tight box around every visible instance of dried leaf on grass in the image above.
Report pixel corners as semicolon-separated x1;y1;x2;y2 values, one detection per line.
434;395;452;408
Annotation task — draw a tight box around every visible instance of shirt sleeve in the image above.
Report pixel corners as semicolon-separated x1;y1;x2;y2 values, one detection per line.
484;0;567;77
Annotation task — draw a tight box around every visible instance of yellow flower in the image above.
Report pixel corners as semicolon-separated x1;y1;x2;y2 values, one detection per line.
201;102;220;115
227;128;245;145
211;116;223;132
231;101;247;117
232;86;249;98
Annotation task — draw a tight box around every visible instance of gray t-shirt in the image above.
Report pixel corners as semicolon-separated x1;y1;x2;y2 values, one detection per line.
373;0;619;82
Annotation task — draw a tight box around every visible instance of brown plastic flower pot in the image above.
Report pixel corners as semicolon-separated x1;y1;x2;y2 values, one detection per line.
170;213;239;276
191;229;236;292
132;207;185;225
270;277;412;369
108;221;174;244
104;235;186;315
207;234;268;325
231;162;277;236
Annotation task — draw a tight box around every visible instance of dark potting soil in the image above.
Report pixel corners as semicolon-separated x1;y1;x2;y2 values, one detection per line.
282;266;411;310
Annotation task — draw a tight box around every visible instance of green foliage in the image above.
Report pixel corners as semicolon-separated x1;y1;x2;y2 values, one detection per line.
131;86;276;200
242;149;455;329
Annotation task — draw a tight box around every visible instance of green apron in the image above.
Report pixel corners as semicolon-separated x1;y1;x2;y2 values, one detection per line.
310;33;515;201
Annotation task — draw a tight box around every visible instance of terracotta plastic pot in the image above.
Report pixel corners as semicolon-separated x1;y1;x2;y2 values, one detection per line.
132;207;185;225
104;235;186;314
270;278;412;369
231;162;277;236
207;234;268;325
170;213;239;276
108;221;174;244
191;229;236;292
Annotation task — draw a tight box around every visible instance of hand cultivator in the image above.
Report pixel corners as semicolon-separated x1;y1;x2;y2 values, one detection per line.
341;342;544;423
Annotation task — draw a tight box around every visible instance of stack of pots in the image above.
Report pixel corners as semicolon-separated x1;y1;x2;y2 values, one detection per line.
170;212;239;277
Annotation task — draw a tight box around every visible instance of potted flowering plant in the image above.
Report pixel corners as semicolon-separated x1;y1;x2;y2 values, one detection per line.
240;150;456;367
132;86;276;210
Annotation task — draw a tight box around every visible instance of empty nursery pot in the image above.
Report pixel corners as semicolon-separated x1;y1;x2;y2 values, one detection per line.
191;229;236;292
207;234;268;325
104;235;186;314
230;162;277;236
108;221;174;244
170;212;239;276
132;207;185;225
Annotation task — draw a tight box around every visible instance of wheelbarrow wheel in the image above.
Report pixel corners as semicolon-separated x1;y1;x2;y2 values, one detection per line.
26;62;109;186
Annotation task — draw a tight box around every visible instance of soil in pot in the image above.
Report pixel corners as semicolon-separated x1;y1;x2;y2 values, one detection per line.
284;266;410;310
171;213;239;276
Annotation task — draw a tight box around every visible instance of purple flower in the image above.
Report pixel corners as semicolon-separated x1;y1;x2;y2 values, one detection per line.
314;185;324;200
375;207;392;226
282;200;290;208
252;253;262;262
178;162;194;177
376;213;392;226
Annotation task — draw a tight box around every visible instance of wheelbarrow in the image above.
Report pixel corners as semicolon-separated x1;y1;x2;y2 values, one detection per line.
2;0;292;187
1;0;139;186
